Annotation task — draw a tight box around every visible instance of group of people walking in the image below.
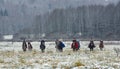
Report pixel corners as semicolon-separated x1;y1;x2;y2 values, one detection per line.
22;39;46;52
22;39;104;52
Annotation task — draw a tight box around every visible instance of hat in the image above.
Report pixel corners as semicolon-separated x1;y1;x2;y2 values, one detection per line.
41;40;45;42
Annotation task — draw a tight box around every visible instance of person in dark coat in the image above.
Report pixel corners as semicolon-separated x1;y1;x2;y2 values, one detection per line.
58;41;65;52
71;40;79;51
28;42;33;51
55;39;65;52
99;40;104;51
40;40;46;53
22;39;27;52
88;40;95;51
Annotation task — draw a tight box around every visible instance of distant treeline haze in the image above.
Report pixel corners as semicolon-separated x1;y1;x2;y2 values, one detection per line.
0;2;120;40
32;2;120;40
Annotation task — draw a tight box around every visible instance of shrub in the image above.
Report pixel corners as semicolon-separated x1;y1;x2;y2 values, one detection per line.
113;47;120;56
0;59;4;63
74;61;85;67
19;58;26;64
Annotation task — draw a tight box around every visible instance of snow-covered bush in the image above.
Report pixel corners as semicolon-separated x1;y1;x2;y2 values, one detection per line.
113;47;120;56
74;61;85;67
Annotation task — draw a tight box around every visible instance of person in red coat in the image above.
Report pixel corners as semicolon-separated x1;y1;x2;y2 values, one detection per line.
71;40;79;51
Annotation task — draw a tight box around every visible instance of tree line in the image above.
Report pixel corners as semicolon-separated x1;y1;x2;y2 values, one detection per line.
32;2;120;40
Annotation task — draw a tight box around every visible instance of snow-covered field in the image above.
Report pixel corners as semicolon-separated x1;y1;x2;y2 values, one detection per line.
0;41;120;69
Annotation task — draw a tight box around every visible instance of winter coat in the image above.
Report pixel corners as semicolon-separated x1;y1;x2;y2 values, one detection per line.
99;43;104;48
55;40;59;49
88;43;95;49
28;43;33;51
40;40;46;50
40;44;46;50
71;42;79;49
59;42;65;48
55;41;65;52
22;41;27;51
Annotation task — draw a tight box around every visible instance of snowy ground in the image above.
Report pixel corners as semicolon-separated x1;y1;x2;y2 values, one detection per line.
0;41;120;69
